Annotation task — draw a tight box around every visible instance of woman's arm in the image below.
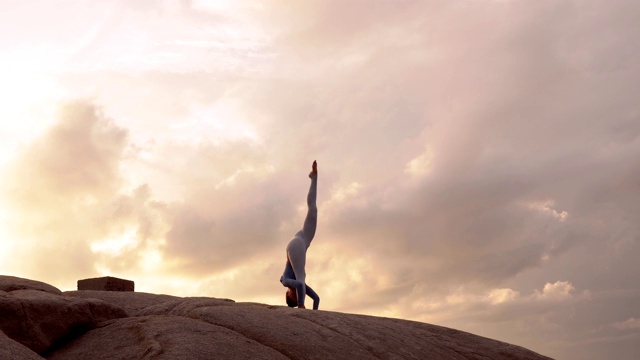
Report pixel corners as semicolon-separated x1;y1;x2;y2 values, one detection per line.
305;284;320;310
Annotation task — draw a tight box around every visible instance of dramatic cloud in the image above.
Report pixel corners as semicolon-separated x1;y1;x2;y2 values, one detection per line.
1;101;129;282
1;1;639;359
614;318;640;331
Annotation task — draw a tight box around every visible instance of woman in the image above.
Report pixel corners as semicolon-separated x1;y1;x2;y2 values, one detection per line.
279;160;320;310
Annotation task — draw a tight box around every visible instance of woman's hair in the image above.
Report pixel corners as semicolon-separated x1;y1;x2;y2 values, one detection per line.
286;289;297;307
286;293;297;307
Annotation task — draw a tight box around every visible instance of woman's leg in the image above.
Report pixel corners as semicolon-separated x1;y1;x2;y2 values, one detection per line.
286;238;307;306
301;170;318;246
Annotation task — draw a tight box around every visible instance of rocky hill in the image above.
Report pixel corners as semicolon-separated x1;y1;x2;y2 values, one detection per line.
0;275;553;359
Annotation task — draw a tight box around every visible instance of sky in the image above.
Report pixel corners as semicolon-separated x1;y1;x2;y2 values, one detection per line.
0;0;638;359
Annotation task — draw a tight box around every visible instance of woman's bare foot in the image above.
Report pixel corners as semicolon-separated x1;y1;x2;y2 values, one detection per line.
309;160;317;178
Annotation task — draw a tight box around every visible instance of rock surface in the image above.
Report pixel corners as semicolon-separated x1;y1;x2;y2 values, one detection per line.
64;290;180;316
48;316;289;360
0;276;61;295
0;289;127;354
0;275;554;359
0;330;44;360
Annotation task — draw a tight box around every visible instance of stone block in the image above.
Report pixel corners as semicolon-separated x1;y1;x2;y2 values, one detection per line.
77;277;134;292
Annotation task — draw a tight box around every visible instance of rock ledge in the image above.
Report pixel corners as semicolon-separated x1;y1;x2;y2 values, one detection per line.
0;275;554;360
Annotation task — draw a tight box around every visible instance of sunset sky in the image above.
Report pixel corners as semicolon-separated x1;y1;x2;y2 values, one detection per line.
1;1;639;359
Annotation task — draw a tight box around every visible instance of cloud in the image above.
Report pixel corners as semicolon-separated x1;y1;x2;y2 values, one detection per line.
613;318;640;331
431;280;588;316
1;100;130;284
0;101;174;289
534;281;577;302
153;139;301;275
7;101;127;198
488;288;520;305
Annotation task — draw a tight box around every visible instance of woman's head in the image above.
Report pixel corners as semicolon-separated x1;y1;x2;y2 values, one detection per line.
285;287;297;307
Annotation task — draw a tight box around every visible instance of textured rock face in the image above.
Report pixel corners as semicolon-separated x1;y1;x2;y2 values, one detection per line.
0;276;554;360
0;288;127;354
0;331;44;360
0;276;61;295
64;290;180;316
48;316;289;360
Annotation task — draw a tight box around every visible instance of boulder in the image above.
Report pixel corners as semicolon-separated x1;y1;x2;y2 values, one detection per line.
0;275;61;295
0;330;43;360
136;296;235;317
139;300;378;359
48;315;289;360
0;289;127;354
64;290;180;316
289;307;548;360
0;276;554;359
71;297;553;360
